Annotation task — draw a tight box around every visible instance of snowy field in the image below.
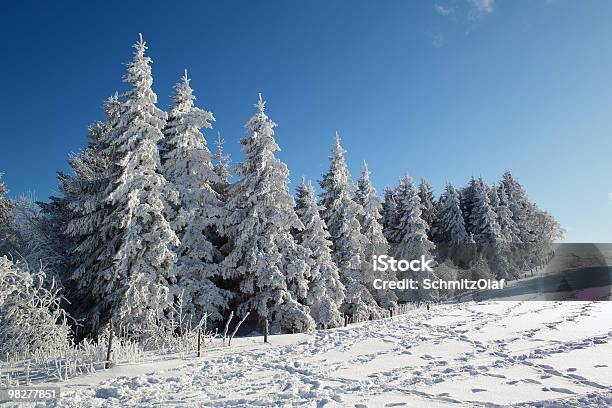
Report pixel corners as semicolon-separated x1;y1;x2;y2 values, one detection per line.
32;301;612;407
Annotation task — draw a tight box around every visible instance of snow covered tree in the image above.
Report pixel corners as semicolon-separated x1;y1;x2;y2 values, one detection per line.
488;183;499;208
8;195;71;286
294;179;345;328
381;187;398;243
0;172;15;256
93;35;179;335
469;178;503;245
0;172;13;228
0;256;71;359
499;172;563;271
436;183;470;245
212;133;232;197
221;95;314;333
390;174;437;302
495;183;519;243
418;178;437;240
320;133;385;320
390;174;434;250
500;171;534;243
466;178;516;279
59;96;119;328
160;70;229;324
460;177;479;236
468;253;495;281
355;162;397;308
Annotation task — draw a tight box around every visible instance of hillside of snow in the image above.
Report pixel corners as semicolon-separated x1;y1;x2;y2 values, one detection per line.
47;301;612;407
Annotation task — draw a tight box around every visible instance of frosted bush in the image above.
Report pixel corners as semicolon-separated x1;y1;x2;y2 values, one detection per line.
0;256;71;360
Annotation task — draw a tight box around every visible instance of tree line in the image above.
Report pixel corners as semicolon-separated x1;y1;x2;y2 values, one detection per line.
0;35;563;345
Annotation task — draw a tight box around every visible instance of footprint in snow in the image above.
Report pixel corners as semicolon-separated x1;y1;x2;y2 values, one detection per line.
542;387;577;394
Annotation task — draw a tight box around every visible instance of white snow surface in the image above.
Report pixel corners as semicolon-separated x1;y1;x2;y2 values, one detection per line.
47;301;612;407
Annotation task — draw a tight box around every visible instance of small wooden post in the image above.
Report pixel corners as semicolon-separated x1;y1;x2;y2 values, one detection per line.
105;319;114;369
264;319;269;343
197;327;202;357
389;308;394;317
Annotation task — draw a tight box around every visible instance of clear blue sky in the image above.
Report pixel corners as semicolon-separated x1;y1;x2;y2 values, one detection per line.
1;1;611;242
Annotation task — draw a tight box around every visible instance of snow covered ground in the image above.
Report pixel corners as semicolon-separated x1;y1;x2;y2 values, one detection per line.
39;301;612;407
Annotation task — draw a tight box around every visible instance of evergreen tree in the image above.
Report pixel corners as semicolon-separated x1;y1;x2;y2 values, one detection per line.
1;195;70;283
436;183;470;245
221;95;314;333
500;172;563;269
381;187;398;243
391;174;437;302
160;70;229;324
62;96;119;329
469;178;503;245
96;35;179;334
488;183;500;208
320;133;384;320
0;172;15;255
460;177;479;236
33;195;72;286
495;183;519;243
295;179;345;328
355;162;397;308
212;133;232;197
418;178;436;240
390;174;433;250
0;172;13;227
434;183;476;267
501;171;533;243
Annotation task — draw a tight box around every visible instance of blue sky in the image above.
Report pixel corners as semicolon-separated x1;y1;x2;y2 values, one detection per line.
0;0;611;242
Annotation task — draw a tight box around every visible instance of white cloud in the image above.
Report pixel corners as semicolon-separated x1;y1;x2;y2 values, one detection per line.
430;31;446;48
434;4;455;16
469;0;495;14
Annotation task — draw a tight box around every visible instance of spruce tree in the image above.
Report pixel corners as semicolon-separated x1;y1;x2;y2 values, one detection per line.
437;183;470;244
501;172;564;267
55;95;119;326
0;172;13;227
460;177;479;236
160;71;229;324
355;162;397;309
295;179;345;328
320;133;384;320
391;174;436;302
434;183;473;267
501;171;533;243
469;178;503;245
212;133;232;197
418;178;437;240
97;35;179;334
495;183;519;243
221;95;314;333
390;174;433;250
0;172;15;256
381;187;398;243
